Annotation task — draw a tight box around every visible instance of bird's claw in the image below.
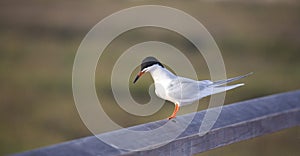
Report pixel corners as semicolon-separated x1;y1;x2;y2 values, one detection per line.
168;116;176;120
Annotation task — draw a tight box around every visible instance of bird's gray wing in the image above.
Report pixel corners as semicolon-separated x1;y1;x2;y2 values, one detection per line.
167;73;252;104
167;77;213;104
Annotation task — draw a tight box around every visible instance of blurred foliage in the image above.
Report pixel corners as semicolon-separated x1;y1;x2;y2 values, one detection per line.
0;0;299;155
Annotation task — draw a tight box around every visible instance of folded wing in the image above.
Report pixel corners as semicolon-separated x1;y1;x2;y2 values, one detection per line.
167;73;252;105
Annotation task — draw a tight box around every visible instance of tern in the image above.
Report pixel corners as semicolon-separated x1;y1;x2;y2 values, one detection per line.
133;56;252;120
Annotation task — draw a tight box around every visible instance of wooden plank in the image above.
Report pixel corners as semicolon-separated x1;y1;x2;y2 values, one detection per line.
13;90;300;156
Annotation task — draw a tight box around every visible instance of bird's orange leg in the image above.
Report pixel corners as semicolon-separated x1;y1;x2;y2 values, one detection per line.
168;103;180;120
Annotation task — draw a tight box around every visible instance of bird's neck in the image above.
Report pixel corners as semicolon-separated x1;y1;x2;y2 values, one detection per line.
149;66;176;83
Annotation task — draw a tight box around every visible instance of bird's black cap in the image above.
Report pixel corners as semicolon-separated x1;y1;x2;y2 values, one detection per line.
133;57;164;84
140;56;164;71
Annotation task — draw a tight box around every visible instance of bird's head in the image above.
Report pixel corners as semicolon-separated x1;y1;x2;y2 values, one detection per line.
133;56;164;84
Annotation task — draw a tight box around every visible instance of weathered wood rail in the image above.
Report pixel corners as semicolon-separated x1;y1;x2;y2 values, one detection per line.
14;90;300;156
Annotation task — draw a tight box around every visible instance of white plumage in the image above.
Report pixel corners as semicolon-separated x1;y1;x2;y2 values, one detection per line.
134;57;251;119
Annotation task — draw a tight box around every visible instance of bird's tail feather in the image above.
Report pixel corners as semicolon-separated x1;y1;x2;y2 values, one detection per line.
214;83;244;92
210;72;253;87
198;83;244;99
199;72;252;98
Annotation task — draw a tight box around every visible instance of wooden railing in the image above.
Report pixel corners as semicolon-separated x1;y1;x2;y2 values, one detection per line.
14;90;300;156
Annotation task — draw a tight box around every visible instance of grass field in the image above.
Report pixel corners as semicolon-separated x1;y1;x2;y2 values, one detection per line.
0;0;299;155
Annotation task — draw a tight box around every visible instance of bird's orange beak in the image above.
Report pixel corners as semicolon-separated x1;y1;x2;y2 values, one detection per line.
133;71;145;84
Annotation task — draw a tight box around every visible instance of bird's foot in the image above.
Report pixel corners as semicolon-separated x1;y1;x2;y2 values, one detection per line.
168;115;176;120
168;103;179;120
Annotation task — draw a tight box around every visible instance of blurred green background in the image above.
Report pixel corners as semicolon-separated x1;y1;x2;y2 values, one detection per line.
1;0;299;155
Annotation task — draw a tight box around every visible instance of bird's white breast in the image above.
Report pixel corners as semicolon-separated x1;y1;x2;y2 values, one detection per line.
148;65;176;101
